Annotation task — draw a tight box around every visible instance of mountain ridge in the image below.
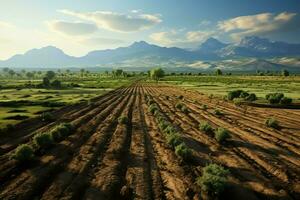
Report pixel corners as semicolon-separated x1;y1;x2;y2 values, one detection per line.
1;36;300;70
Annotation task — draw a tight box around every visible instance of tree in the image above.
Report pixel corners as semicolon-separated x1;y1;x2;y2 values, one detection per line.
43;77;51;87
46;71;56;80
80;69;85;77
51;80;62;88
215;69;223;76
282;69;289;77
150;68;165;81
8;69;15;77
26;72;34;79
2;67;9;73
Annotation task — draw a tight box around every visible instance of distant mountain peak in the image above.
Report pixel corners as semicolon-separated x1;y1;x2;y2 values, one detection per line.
198;37;228;52
130;40;152;48
239;36;271;47
25;45;65;56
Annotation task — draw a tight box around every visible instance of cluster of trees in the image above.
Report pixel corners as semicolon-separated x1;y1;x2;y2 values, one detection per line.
256;69;290;76
41;71;62;89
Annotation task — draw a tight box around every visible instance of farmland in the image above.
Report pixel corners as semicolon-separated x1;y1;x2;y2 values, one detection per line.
0;72;134;129
0;80;299;200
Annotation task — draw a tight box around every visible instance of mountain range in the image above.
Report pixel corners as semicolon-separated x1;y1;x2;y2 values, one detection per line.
1;36;300;71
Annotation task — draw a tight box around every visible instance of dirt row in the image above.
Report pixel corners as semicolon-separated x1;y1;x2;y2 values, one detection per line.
1;83;299;200
143;84;300;200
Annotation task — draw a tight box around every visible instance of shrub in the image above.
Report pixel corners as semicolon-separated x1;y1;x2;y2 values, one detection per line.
175;102;184;109
266;93;284;104
227;90;243;100
181;106;189;114
280;97;292;105
147;99;155;105
6;124;15;132
175;143;192;160
33;132;54;149
177;95;184;100
164;125;177;135
265;117;279;129
118;115;128;124
61;122;74;132
245;93;257;102
11;144;34;162
196;164;229;196
158;120;170;131
50;123;73;142
148;104;158;114
202;104;208;110
239;91;249;98
50;129;62;142
233;98;243;106
166;133;182;148
199;121;213;133
213;109;223;116
41;112;54;122
215;128;230;144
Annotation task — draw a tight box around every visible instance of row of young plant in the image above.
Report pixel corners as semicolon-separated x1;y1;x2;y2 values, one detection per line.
11;122;74;163
145;94;229;197
145;95;192;161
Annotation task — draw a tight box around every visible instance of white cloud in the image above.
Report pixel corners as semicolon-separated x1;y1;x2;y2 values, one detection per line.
218;12;299;40
0;21;15;29
199;20;211;26
47;20;98;36
150;30;215;47
58;9;162;32
131;9;141;13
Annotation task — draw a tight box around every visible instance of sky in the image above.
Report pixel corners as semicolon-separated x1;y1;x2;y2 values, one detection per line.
0;0;300;59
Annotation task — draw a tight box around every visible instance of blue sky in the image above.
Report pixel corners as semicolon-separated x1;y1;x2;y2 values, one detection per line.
0;0;300;59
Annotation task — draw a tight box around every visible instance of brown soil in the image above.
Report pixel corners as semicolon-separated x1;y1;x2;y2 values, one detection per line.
0;83;299;200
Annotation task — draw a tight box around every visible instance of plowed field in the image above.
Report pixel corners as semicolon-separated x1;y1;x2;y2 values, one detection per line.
0;83;299;200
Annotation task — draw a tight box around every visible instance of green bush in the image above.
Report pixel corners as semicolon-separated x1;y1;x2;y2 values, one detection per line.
147;99;155;105
227;90;243;100
158;120;170;131
280;97;292;105
266;93;284;104
181;106;189;114
61;122;74;132
33;132;54;149
148;104;159;114
239;91;249;98
41;112;54;122
215;128;230;144
196;164;229;196
175;143;192;160
265;117;279;129
118;115;128;124
233;98;243;106
228;90;257;102
177;95;184;100
50;123;73;142
175;102;183;109
11;144;34;162
245;93;257;102
166;133;182;148
213;109;223;116
199;121;213;133
202;104;208;110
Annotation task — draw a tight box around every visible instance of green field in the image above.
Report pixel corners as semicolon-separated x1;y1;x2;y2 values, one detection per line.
161;75;300;99
0;72;136;129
